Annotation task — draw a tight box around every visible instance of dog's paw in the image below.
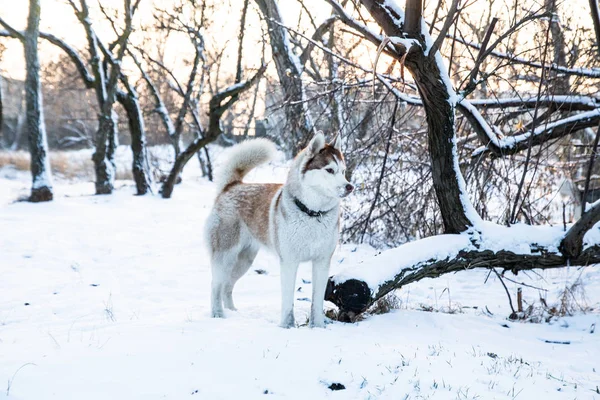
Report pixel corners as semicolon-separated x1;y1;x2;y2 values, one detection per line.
280;312;296;328
309;319;326;329
211;309;225;318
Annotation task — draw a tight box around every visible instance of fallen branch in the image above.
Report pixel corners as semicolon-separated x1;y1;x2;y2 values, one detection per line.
326;204;600;317
326;242;600;318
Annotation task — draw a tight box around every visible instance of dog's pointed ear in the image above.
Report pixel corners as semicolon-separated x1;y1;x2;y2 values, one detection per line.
308;132;325;155
330;132;342;151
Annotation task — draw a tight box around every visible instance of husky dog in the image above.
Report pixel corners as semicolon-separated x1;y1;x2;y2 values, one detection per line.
205;133;353;328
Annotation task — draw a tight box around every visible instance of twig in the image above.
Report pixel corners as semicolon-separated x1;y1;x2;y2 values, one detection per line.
510;16;553;224
360;99;398;242
462;17;498;96
493;269;515;314
6;363;37;396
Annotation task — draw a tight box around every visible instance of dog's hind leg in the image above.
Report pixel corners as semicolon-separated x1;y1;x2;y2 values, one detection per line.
280;260;300;328
223;244;259;310
207;215;242;318
210;251;238;318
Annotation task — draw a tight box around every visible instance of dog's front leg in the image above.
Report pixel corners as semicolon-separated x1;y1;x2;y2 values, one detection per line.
280;261;299;328
310;257;331;328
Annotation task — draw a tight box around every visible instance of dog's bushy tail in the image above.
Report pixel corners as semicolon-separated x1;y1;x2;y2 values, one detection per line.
215;138;277;193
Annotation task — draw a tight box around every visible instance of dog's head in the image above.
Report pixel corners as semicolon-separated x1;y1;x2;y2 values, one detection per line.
300;132;354;199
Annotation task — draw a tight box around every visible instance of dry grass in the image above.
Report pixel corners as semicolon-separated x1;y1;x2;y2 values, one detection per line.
369;293;402;315
0;150;133;180
326;292;403;323
520;275;593;323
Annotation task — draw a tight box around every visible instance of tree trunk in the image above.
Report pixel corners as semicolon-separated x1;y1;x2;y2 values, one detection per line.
0;74;3;137
254;0;314;154
24;0;53;202
93;114;116;195
117;89;152;195
360;0;476;233
545;0;569;94
408;57;474;233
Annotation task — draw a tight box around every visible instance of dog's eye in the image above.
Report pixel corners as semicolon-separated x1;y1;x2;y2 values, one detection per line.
325;168;334;174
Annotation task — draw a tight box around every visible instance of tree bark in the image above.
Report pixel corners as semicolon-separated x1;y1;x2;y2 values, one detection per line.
545;0;569;95
24;0;53;202
93;114;116;194
117;88;152;195
560;201;600;258
254;0;314;154
0;74;3;137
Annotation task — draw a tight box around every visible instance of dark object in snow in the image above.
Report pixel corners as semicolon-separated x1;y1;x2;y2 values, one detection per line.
325;279;371;314
328;383;345;391
302;279;311;284
297;297;310;302
90;283;99;287
500;323;510;328
590;323;596;334
543;339;571;345
191;389;199;395
263;389;269;394
487;352;498;359
254;269;267;275
297;287;302;292
24;303;30;306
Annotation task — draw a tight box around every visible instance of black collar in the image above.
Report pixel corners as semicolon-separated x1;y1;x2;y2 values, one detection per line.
293;197;329;218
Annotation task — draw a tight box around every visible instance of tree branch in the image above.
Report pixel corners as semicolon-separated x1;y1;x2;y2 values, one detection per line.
429;0;460;56
299;16;338;66
561;200;600;258
161;64;267;199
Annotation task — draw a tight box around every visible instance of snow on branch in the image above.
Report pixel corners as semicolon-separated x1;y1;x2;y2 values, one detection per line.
469;95;600;110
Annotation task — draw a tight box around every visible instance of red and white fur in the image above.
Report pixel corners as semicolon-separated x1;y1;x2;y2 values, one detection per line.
205;133;353;328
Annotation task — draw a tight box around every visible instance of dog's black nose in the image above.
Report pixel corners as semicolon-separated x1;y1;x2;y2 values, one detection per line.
345;184;354;193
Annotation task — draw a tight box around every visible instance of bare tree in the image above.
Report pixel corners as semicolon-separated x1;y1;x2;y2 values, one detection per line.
254;0;316;153
67;0;141;194
0;0;53;202
322;0;600;318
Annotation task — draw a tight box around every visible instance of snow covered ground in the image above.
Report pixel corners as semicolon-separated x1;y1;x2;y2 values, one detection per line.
1;157;599;400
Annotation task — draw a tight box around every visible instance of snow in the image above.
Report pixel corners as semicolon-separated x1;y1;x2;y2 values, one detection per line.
459;99;504;147
388;36;419;52
1;161;600;399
